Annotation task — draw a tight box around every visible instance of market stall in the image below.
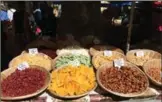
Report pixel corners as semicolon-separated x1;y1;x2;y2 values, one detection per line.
1;1;162;102
1;40;162;102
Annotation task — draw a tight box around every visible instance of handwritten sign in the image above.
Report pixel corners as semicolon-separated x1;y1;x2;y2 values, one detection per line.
28;48;38;55
17;62;29;71
136;51;144;57
114;59;124;69
104;50;112;57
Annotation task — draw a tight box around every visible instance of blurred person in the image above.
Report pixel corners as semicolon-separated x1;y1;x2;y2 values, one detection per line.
1;20;13;71
0;2;9;21
12;1;31;53
33;2;42;29
40;2;57;38
53;7;59;17
7;4;16;21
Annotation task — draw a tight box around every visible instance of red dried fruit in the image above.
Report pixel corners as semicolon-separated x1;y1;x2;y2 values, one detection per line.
1;68;46;97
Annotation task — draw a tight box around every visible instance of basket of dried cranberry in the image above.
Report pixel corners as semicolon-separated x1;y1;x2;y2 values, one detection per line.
96;61;149;97
143;59;162;86
1;65;51;101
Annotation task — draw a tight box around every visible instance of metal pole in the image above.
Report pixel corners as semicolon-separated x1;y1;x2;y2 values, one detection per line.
126;1;135;52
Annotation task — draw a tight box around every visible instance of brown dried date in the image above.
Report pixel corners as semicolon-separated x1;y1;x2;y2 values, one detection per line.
99;67;148;94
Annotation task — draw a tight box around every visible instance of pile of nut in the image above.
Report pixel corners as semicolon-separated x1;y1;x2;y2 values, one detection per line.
99;67;148;94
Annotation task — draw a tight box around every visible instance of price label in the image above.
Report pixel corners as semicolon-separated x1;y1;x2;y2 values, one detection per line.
83;95;90;102
136;51;144;57
114;59;124;69
28;48;38;55
104;50;112;57
17;62;29;71
69;59;80;66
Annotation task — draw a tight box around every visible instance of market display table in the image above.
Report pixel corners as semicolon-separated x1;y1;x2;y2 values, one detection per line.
2;85;161;102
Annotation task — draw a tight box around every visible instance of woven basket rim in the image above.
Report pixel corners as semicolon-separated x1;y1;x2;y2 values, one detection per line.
89;45;124;56
143;59;162;86
126;49;161;66
9;53;53;72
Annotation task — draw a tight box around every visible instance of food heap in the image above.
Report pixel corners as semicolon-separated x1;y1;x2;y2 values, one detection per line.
143;59;162;86
146;67;161;83
56;48;89;57
55;54;91;68
1;45;162;101
1;68;47;97
126;50;161;66
93;51;126;69
48;65;96;96
99;66;148;94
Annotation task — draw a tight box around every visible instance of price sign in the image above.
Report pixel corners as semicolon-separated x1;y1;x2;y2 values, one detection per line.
28;48;38;55
136;51;144;57
114;59;124;69
104;50;112;57
17;62;29;71
83;95;90;102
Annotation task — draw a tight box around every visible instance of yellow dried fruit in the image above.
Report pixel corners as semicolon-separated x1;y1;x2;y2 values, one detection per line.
48;65;96;96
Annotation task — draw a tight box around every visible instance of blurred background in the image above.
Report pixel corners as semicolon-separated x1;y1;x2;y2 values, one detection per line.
1;1;162;70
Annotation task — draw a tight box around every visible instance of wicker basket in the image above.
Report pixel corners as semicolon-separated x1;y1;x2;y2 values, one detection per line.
9;53;53;71
1;65;51;101
126;49;161;66
96;61;149;98
47;65;97;99
90;45;124;56
21;49;57;59
143;59;162;86
92;51;126;69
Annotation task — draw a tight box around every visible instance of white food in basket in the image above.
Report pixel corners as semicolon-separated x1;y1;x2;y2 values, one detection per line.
56;49;90;57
